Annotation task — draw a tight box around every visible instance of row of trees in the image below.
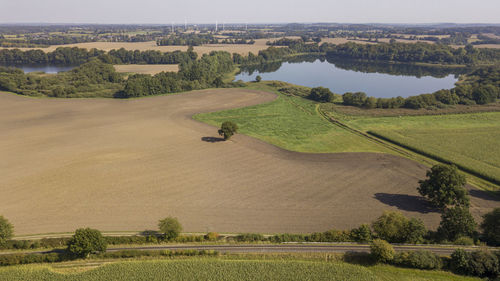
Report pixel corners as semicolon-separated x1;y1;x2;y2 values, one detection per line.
156;34;255;46
323;41;500;65
0;47;196;66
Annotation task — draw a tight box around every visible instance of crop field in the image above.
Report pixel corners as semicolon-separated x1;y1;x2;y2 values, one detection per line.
1;86;498;235
328;112;500;185
0;258;480;281
0;39;272;55
113;64;179;75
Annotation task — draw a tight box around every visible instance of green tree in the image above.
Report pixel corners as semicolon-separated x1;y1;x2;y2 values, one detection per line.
350;224;372;243
480;208;500;246
371;211;426;243
437;206;476;241
67;228;107;258
370;239;395;263
255;75;262;82
418;164;469;209
309;87;334;103
158;216;182;240
0;215;14;245
218;121;238;140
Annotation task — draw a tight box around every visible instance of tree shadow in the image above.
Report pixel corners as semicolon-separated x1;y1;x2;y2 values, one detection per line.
201;136;225;143
374;193;439;214
469;189;500;202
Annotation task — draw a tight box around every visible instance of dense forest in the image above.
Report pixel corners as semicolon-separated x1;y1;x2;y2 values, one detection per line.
0;47;195;66
0;51;235;98
322;42;500;65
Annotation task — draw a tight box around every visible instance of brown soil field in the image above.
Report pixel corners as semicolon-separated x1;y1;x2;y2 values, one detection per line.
0;40;271;55
0;89;498;235
113;64;179;75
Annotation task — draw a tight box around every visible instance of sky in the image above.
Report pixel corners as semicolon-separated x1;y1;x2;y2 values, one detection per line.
0;0;499;24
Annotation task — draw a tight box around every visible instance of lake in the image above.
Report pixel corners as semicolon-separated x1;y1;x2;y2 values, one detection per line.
235;58;463;98
4;65;75;74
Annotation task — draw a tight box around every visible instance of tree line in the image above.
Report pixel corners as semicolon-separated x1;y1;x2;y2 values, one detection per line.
156;34;254;46
0;47;195;66
323;41;500;65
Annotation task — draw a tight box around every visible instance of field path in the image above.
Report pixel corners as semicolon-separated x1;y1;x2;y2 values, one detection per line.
0;89;498;235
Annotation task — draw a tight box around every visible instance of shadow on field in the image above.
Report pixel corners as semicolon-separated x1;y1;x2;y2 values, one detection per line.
469;189;500;202
201;136;225;143
374;193;439;214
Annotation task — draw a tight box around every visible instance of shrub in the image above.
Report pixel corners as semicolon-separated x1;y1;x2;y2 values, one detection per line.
0;216;13;245
204;232;219;241
371;211;426;243
158;217;183;240
450;249;500;278
255;75;262;82
454;236;474;246
350;224;373;243
234;233;266;242
393;250;442;270
370;239;395;263
67;228;107;258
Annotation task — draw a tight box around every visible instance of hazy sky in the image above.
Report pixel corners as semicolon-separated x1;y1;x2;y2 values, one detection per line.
1;0;499;24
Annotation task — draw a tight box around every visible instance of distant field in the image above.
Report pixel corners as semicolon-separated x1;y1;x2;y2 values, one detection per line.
0;39;271;55
0;258;480;281
330;111;500;185
113;64;178;75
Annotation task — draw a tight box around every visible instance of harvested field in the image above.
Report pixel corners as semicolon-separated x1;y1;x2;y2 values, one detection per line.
113;64;178;75
0;89;498;235
0;40;271;55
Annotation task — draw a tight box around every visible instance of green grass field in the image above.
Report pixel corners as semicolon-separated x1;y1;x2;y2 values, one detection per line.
327;111;500;185
0;258;480;281
195;84;391;153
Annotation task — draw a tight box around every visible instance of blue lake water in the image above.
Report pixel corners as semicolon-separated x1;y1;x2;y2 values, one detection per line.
235;59;460;98
6;65;75;74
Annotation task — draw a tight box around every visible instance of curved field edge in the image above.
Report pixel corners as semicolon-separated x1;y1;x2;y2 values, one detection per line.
0;258;480;281
194;84;394;154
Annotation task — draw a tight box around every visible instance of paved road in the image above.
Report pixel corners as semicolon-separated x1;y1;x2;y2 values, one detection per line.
105;244;486;255
1;243;494;256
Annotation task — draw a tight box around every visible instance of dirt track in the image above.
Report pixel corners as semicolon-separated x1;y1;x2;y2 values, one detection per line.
1;89;498;235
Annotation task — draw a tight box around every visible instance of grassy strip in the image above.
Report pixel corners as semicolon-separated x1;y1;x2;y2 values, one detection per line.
0;256;480;281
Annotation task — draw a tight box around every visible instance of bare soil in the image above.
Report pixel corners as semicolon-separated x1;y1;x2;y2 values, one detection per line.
113;64;179;75
0;89;498;235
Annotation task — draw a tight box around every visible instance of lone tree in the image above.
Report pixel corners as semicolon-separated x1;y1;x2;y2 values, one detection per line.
67;228;107;258
218;121;238;140
437;206;476;242
255;75;262;82
480;208;500;246
0;215;13;245
418;164;469;210
158;216;182;240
